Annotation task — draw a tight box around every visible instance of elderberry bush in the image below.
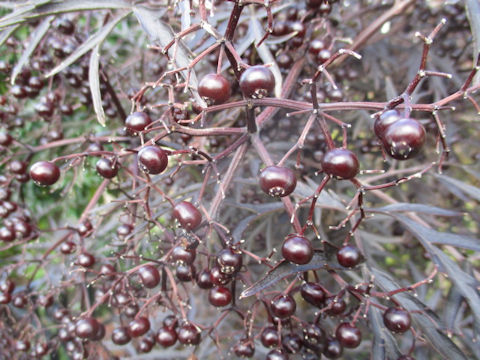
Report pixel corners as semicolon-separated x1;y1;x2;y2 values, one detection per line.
0;1;479;359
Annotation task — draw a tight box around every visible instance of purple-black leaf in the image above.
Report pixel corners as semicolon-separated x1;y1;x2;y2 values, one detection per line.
240;252;339;298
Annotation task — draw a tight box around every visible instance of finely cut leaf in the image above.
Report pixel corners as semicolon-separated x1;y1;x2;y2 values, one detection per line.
89;44;105;127
393;215;480;329
46;11;130;78
133;5;205;107
392;214;480;251
370;267;468;360
249;12;282;98
466;0;480;86
11;16;52;85
436;173;480;202
0;25;19;47
0;0;131;28
240;252;339;298
369;306;402;360
369;203;462;217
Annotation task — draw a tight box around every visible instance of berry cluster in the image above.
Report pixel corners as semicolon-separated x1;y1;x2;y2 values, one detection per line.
0;0;478;359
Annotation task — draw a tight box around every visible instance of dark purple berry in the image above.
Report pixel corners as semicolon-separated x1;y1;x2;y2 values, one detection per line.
128;317;151;337
172;201;202;230
137;146;168;174
95;158;118;179
336;245;362;268
335;322;362;348
383;307;411;333
300;282;326;307
282;234;313;265
321;148;359;180
177;322;201;345
259;166;297;197
239;65;275;98
138;264;160;288
30;161;60;186
271;294;296;319
156;327;177;347
382;118;426;160
208;286;232;307
198;73;231;105
125;111;152;133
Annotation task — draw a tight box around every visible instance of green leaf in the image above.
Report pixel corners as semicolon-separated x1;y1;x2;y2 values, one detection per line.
45;11;130;78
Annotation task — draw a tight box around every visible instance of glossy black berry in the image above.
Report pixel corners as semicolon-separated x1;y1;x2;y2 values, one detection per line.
137;337;154;353
259;166;297;197
9;160;27;175
374;109;401;138
196;268;214;289
282;234;313;265
0;227;15;242
266;349;289;360
382;118;426;160
300;282;326;307
336;245;362;268
198;73;231;105
30;161;60;186
138;264;160;288
217;247;243;274
239;65;275;98
175;263;195;282
128;317;151;337
77;252;95;268
100;264;116;280
112;327;131;345
125;111;152;133
260;326;279;348
60;241;76;254
321;148;359;180
325;296;347;316
163;315;178;329
303;323;326;347
95;158;118;179
0;292;11;304
75;317;100;339
137;146;168;174
383;307;411;333
233;339;255;358
282;333;303;353
335;323;362;348
209;265;232;286
0;131;13;147
171;245;196;264
177;322;201;345
56;18;75;35
156;327;177;347
172;201;202;230
271;294;296;319
323;338;343;359
208;286;232;307
0;279;15;294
